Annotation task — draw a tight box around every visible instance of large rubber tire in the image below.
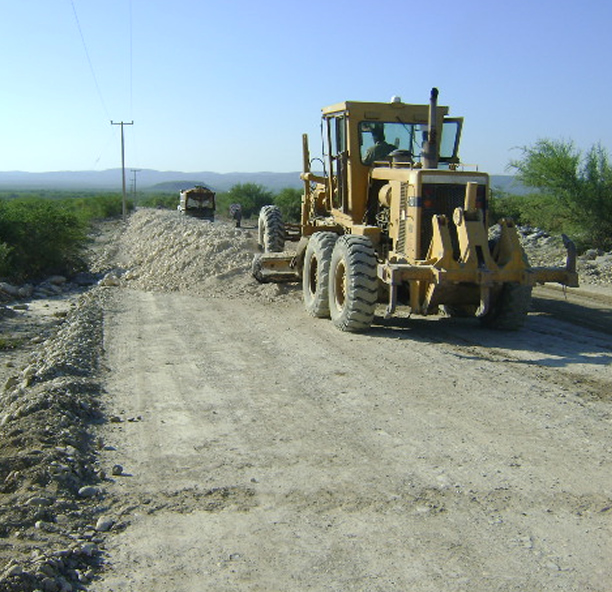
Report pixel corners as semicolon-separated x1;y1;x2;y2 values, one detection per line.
479;233;533;330
303;232;338;318
251;253;268;283
479;283;533;330
328;235;378;332
258;205;285;253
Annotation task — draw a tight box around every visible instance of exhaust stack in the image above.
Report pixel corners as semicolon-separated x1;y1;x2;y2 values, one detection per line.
422;87;439;169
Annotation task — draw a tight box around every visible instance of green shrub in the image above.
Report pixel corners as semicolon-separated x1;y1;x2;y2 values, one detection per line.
0;198;87;281
137;192;177;209
63;193;132;221
488;189;523;226
274;188;302;222
216;183;274;219
0;242;13;277
509;139;612;250
489;190;565;230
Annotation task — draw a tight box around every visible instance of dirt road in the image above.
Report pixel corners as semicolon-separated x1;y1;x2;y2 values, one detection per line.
90;287;612;591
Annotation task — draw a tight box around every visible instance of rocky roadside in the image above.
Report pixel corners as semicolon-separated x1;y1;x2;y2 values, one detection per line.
0;210;610;591
0;221;124;592
518;225;612;285
0;288;110;592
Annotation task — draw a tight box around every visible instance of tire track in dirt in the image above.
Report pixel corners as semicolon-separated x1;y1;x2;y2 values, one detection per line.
92;289;612;591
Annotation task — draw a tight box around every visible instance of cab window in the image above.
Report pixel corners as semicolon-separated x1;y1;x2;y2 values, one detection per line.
359;119;462;165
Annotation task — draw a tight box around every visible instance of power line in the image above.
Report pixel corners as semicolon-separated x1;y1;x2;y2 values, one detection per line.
129;0;134;118
128;0;139;169
91;127;117;170
69;0;110;120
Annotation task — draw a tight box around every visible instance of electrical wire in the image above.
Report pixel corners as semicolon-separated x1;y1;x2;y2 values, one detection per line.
127;0;140;169
129;0;134;119
91;127;118;170
69;0;138;172
69;0;111;120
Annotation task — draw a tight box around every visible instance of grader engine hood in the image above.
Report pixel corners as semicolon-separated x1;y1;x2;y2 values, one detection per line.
370;168;489;262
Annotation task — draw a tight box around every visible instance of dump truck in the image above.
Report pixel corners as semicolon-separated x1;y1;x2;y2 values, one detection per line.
252;89;578;332
178;186;216;220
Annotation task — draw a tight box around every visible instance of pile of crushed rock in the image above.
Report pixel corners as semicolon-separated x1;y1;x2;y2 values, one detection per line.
88;208;298;302
90;210;611;293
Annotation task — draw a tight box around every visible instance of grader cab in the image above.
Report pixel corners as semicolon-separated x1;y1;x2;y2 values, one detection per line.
253;89;578;332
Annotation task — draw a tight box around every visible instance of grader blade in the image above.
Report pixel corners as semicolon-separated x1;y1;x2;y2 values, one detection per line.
251;253;301;283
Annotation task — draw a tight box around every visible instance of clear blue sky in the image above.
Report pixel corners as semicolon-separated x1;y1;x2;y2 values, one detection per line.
1;0;611;175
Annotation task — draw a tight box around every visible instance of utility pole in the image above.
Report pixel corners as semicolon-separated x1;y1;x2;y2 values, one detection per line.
130;168;141;200
111;120;134;220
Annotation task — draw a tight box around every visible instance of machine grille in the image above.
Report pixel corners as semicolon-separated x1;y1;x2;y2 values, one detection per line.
397;183;408;253
419;183;486;259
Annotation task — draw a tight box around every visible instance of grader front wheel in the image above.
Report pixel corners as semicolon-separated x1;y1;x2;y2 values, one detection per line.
480;234;533;330
303;232;338;318
258;205;285;253
328;235;378;332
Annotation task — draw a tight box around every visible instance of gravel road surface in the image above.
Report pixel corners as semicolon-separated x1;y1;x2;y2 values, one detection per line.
1;210;610;592
87;286;612;592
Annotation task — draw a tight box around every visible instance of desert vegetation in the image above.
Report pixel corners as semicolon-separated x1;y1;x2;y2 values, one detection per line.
491;139;612;250
0;192;131;281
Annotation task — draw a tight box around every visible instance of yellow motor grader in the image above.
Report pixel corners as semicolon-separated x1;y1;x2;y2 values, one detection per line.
252;88;578;331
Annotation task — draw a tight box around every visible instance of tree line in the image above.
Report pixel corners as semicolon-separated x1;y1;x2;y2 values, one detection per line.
139;183;302;223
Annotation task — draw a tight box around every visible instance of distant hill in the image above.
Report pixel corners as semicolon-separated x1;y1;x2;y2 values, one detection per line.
0;169;303;193
0;169;530;195
147;181;214;193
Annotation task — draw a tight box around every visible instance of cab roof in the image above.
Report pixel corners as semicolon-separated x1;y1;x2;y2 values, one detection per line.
321;100;450;123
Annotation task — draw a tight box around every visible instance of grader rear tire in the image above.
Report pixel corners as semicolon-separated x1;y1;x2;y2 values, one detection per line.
479;283;533;330
258;205;285;253
328;235;378;332
303;232;338;318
